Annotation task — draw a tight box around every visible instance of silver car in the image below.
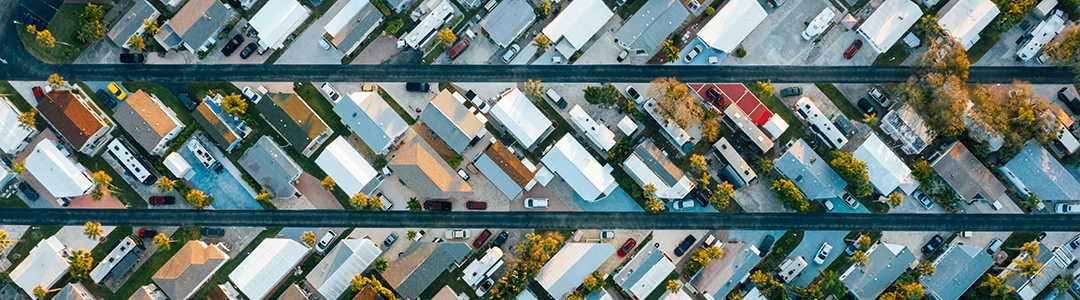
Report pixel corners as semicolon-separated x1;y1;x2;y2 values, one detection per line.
684;45;703;63
502;44;520;63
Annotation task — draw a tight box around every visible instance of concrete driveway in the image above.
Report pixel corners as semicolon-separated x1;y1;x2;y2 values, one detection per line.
277;0;352;64
879;230;947;260
351;35;405;65
971;15;1040;66
575;32;622;65
379;83;436;119
723;0;834;65
652;229;711;265
785;230;847;287
811;30;875;66
731;179;788;212
432;24;500;65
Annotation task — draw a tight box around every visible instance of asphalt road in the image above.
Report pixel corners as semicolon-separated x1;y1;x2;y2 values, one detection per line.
5;209;1080;231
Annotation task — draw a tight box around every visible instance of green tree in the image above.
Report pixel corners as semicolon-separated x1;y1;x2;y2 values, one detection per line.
127;35;146;52
384;19;404;37
83;222;103;240
643;183;664;212
885;192;903;207
851;250;868;268
76;4;106;43
827;151;872;197
153;233;173;250
350;193;384;211
582;272;603;292
436;28;456;47
666;279;681;293
755;80;775;98
0;230;18;251
683;246;723;276
911;160;933;180
532;34;551;53
1053;274;1074;292
407;197;421;212
142;18;158;35
36;30;55;47
301;231;316;246
256;191;274;202
221;93;247;115
524;79;545;98
90;170;113;202
912;14;941;41
661;40;679;61
67;249;93;279
816;270;846;297
374;259;388;272
17;110;36;131
917;260;935;277
7;161;24;176
772;179;808;213
689;154;706;175
980;273;1014;298
47;74;65;89
407;230;418;240
186;189;213;208
702;119;720;142
1044;24;1080;77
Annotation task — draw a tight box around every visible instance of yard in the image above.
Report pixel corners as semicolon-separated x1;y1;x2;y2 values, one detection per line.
815;83;865;122
378;88;416;124
0;81;46;131
871;44;911;66
4;225;62;271
16;4;110;64
83;227;202;299
755;230;804;273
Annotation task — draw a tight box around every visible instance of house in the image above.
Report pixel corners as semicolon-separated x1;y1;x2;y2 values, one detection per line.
839;242;917;300
774;139;847;200
919;244;993;300
689;242;761;300
90;237;142;284
205;284;244;300
280;283;316;300
382;0;412;13
930;142;1008;205
1017;14;1065;61
0;95;35;154
249;0;310;50
541;0;613;54
130;285;168;300
795;97;847;150
535;243;616;299
384;242;471;300
473;141;535;200
316;136;382;196
418;89;486;153
152;241;229;300
711;138;756;188
724;104;773;153
154;0;237;52
1000;243;1073;300
229;238;310;300
403;0;454;48
10;236;68;296
238;136;303;198
697;0;766;53
462;247;505;286
541;135;618;202
322;0;384;54
614;0;689;57
37;90;113;154
937;0;999;49
623;139;694;200
25;139;94;199
853;133;916;195
113;90;186;156
613;244;675;300
568;105;616;151
999;140;1080;202
256;93;332;156
352;286;386;300
192;95;247;153
643;99;693;153
335;92;408;155
389;137;472;198
478;0;534;47
54;283;94;300
490;89;554;150
306;239;382;300
857;0;921;53
880;104;935;155
107;0;160;49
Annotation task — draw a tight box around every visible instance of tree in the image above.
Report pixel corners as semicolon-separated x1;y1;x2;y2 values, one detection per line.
1053;274;1074;292
67;249;93;279
7;161;24;176
683;246;723;276
772;179;809;213
407;230;418;240
851;250;868;268
701;119;720;142
532;34;551;53
755;80;775;98
524;79;545;98
301;231;316;246
643;183;664;212
582;272;603;292
980;274;1014;298
1020;241;1040;257
0;230;19;251
436;28;456;47
47;74;65;89
666;279;681;293
186;189;213;208
350;274;366;292
912;14;941;41
917;261;935;277
886;192;903;207
17;110;36;131
90;170;113;202
153;233;173;250
84;222;103;240
1016;257;1042;279
127;35;146;52
648;78;705;129
256;191;274;202
374;259;388;272
36;30;55;47
142;18;158;35
322;176;335;190
33;285;48;299
26;24;36;34
711;181;733;211
911;160;933;180
880;282;924;300
827;151;872;197
349;193;384;211
816;270;846;297
1044;24;1080;76
220;93;247;115
155;177;177;192
855;235;872;250
384;19;404;37
408;197;421;212
661;40;679;61
76;4;106;43
689;154;706;175
915;37;970;80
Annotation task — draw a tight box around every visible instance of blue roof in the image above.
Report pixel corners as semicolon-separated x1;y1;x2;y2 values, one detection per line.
1002;140;1080;201
774;139;848;199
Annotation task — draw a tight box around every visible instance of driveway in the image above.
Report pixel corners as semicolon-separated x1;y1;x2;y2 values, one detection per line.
652;229;711;265
432;24;500;65
670;38;724;65
73;39;124;64
379;83;435;119
731;178;787;212
785;231;847;287
723;0;834;65
276;0;349;64
811;30;875;66
879;230;946;260
575;32;622;65
54;225;115;251
971;15;1039;66
351;35;404;65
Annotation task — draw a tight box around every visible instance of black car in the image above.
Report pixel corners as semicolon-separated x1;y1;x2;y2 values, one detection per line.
20;12;46;29
406;82;431;92
95;89;119;109
1037;232;1047;242
221;34;244;56
383;232;399;249
492;231;509;248
201;227;225;237
423;200;452;211
921;234;944;254
674;235;697;257
239;43;257;59
758;234;775;257
779;87;802;97
689;189;710;207
1058;87;1080;115
18;182;39;201
120;53;146;63
176;93;199;111
857;98;876;116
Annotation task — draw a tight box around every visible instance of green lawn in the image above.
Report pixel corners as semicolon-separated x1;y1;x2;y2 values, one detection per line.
872;43;911;66
187;82;243;99
422;44;448;65
526;95;572;162
16;4;110;64
0;81;46;131
966;34;1001;64
189;227;282;300
0;195;31;208
617;0;650;20
123;82;195;124
814;83;865;122
378;87;416;124
642;271;679;300
74;152;149;209
84;227;201;299
5;225;62;271
757;230;804;273
1000;231;1040;264
295;82;348;134
823;231;883;275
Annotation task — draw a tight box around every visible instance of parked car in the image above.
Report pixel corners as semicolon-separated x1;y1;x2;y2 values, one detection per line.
779;87;802;97
502;44;520;63
492;231;509;247
684;45;702;63
321;83;340;102
843;39;862;59
625;85;641;102
1056;203;1080;214
674;235;697;257
95;89;118;109
148;196;175;205
476;278;495;297
448;39;470;60
108;82;127;101
177;92;199;111
857;98;876;116
201;227;225;237
32;86;44;100
238;43;257;59
841;193;859;209
821;199;834;211
618;238;636;257
383;232;398;249
868;87;890;108
814;242;833;264
671;199;694;210
406;82;431;92
424;200;452;211
472;229;491;248
1069;235;1080;251
466;201;487;210
845;242;859;256
221;34;244;56
1058;87;1080;115
316;230;337;253
601;231;615;240
690;189;710;207
58;198;69;207
524;198;548;209
445;230;471;239
546;88;567;108
120;53;146;63
706;88;722;103
922;234;944;254
18;182;38;201
138;229;157;238
457;169;470;181
617;49;629;62
759;234;775;257
914;190;934;209
20;12;45;29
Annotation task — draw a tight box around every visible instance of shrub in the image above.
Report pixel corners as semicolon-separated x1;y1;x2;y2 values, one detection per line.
705;6;715;16
735;48;747;58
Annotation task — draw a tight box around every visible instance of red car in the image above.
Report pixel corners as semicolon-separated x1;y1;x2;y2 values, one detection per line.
424;200;452;211
618;238;637;257
844;39;863;59
447;39;470;60
466;201;487;210
32;86;44;99
138;229;157;238
149;196;175;205
472;229;492;248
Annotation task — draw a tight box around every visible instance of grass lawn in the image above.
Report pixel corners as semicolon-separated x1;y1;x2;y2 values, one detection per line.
872;43;911;66
421;44;448;65
966;34;1001;64
747;83;805;154
610;164;650;210
378;87;416;124
189;227;282;300
525;95;572;162
757;230;804;273
294;82;348;134
0;81;47;131
617;0;649;20
642;271;679;300
0;195;30;208
84;227;201;299
823;231;883;275
89;226;133;262
815;83;865;122
16;4;111;64
1000;231;1040;264
5;225;62;271
187;82;243;100
123;82;195;125
74;152;149;209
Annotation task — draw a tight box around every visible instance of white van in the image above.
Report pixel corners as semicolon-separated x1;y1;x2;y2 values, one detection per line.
777;256;808;283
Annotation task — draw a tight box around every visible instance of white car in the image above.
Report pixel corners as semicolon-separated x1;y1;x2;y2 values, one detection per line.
821;199;834;211
457;169;470;181
1057;203;1080;214
841;193;859;209
525;198;549;209
684;45;702;63
241;86;261;102
321;83;340;102
315;230;336;254
814;242;833;264
502;45;520;63
672;199;694;210
445;230;471;239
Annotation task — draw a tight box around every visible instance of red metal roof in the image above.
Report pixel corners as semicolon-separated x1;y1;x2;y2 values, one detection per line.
688;83;773;125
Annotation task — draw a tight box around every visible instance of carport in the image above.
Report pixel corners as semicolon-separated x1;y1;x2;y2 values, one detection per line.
688;83;773;125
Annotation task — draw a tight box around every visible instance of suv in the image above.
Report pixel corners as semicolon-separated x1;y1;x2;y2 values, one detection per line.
524;198;548;209
149;196;175;205
758;234;775;257
321;83;341;102
857;98;876;116
502;44;520;63
671;199;694;210
120;53;146;63
221;34;244;56
424;200;452;211
239;43;257;59
841;193;859;209
868;87;890;108
472;229;491;248
95;89;119;109
406;82;431;92
814;242;833;264
1056;203;1080;214
684;45;702;63
177;93;199;111
445;230;471;239
383;232;398;249
1058;87;1080;115
491;231;509;247
241;86;261;102
18;182;38;201
914;191;934;209
316;230;337;254
922;234;944;254
201;227;225;237
843;39;862;59
674;235;697;257
779;87;802;97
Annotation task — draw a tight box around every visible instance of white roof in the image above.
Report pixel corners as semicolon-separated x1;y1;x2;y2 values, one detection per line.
622;142;693;199
856;0;922;53
229;238;309;300
0;97;33;154
404;0;454;48
853;133;914;195
25;139;93;198
795;97;848;150
307;239;382;299
617;116;638;136
462;247;504;286
316;136;379;195
761;114;789;140
568;105;617;151
491;89;553;148
723;103;772;152
805;7;837;38
534;166;555;186
664;290;694;300
1017;14;1065;61
541;0;613;50
541;136;617;201
324;0;368;36
12;236;67;296
164;152;194;180
938;0;999;49
90;236;138;283
697;0;767;52
1058;124;1080;153
250;0;310;49
535;243;616;299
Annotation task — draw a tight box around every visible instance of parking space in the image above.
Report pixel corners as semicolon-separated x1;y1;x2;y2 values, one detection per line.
786;230;847;287
509;43;537;65
879;230;947;260
732;179;788;212
54;225;116;251
575;229;651;274
811;30;875;66
204;226;265;257
651;229;712;265
573;187;645;212
378;83;436;119
433;24;501;65
176;133;262;209
73;39;124;64
1034;84;1080;120
511;183;573;212
276;0;350;64
101;149;192;209
670;38;724;65
724;0;835;65
971;15;1040;66
201;23;274;65
16;0;63;27
575;32;622;65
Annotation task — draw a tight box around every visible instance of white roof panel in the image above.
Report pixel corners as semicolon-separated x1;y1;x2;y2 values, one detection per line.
491;89;552;148
541;0;613;50
307;239;382;299
25;139;93;198
536;243;616;299
11;236;67;295
697;0;767;52
853;133;913;195
164;152;194;180
0;97;32;154
325;0;367;36
1017;15;1065;61
250;0;310;49
229;238;309;300
795;97;847;150
617;116;638;136
568;105;617;151
541;136;616;201
856;0;922;53
938;0;999;49
316;136;378;195
404;0;454;48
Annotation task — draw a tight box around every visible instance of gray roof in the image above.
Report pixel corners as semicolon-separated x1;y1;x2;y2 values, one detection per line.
479;0;535;46
613;244;674;299
920;244;993;300
689;243;761;300
108;0;160;46
842;243;917;300
384;0;410;12
334;92;408;153
474;152;524;200
384;242;471;300
55;283;91;300
155;24;184;48
632;139;683;186
419;91;484;153
1002;140;1080;201
325;1;384;54
613;0;689;52
238;136;302;197
774;139;848;199
176;0;235;48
